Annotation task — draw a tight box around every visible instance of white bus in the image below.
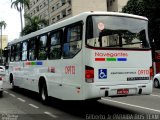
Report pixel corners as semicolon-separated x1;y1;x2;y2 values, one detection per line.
4;11;153;102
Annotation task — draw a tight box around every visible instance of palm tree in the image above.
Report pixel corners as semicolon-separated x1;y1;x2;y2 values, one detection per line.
0;21;7;63
21;14;48;35
11;0;30;32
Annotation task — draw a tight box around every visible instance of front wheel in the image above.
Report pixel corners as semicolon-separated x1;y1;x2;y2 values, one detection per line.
39;82;48;104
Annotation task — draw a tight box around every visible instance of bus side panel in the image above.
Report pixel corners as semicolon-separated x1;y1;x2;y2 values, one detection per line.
61;51;84;100
47;51;84;100
9;62;29;88
45;60;63;99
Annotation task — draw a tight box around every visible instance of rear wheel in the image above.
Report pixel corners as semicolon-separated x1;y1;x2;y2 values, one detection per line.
39;81;48;104
154;79;160;88
10;74;15;89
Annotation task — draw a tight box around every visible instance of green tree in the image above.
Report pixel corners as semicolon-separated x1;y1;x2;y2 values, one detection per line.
122;0;145;16
122;0;160;49
11;0;30;32
21;14;48;35
0;21;7;63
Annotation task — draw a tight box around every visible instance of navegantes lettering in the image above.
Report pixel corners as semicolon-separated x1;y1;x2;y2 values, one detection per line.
95;52;128;57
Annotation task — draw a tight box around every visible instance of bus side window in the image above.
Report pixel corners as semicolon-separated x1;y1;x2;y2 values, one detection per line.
28;38;37;61
38;35;47;60
63;23;82;58
22;41;28;61
48;30;62;60
10;45;15;62
15;43;22;61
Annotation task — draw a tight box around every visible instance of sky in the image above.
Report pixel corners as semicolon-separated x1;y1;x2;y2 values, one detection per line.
0;0;23;42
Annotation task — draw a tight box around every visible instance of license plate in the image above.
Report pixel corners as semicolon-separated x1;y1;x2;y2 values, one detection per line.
117;89;129;94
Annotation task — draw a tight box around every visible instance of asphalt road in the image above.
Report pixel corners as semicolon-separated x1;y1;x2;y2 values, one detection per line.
1;80;160;120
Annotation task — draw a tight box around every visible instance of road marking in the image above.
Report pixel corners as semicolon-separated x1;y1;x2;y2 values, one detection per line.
4;91;8;94
44;112;58;118
151;94;160;98
17;98;26;102
29;104;39;109
9;93;16;97
102;98;160;113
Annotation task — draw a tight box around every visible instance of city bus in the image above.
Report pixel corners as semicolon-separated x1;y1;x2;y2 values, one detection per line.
4;11;153;103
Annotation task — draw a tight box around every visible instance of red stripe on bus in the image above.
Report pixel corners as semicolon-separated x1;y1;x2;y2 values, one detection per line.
95;58;105;61
26;62;30;65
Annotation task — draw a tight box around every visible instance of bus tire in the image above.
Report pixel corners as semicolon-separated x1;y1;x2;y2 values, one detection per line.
39;80;48;104
154;79;160;88
0;91;3;97
10;74;15;89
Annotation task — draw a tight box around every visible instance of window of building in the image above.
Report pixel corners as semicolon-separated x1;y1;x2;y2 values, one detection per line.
68;0;71;4
44;2;46;6
38;35;48;60
52;6;55;11
52;18;55;23
62;10;66;17
110;0;113;6
48;30;62;60
30;3;32;8
61;0;66;5
40;4;42;8
63;23;82;58
36;6;39;12
67;8;71;14
57;15;60;20
56;3;60;9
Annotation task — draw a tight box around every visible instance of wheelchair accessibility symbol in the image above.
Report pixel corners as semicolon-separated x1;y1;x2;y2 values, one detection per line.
98;69;107;79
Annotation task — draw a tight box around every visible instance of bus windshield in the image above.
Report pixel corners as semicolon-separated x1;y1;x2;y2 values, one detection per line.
86;15;150;49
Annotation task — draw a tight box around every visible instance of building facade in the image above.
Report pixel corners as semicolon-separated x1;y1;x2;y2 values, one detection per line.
25;0;128;25
25;0;108;25
0;35;8;50
107;0;128;12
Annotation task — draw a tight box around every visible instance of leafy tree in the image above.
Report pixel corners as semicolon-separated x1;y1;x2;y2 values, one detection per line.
122;0;160;49
0;21;7;62
11;0;30;32
21;14;48;35
122;0;145;16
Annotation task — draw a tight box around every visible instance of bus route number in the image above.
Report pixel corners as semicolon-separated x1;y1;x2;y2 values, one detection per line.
65;66;75;74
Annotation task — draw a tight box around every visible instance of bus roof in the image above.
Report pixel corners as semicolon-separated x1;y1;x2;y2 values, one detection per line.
8;11;148;45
